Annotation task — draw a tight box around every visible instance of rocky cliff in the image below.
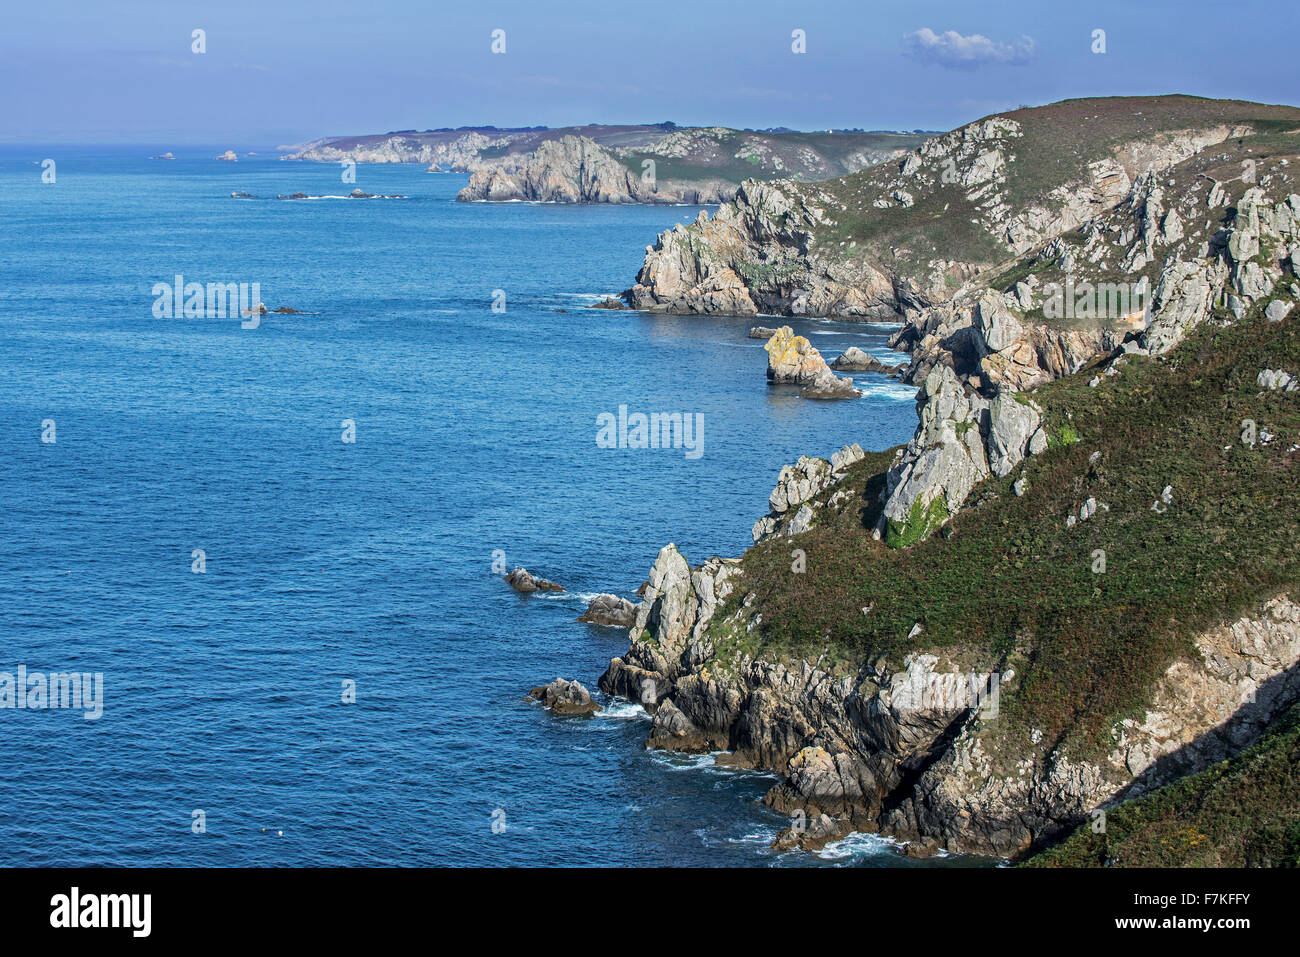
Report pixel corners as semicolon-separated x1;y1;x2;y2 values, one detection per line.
285;124;925;204
455;135;717;204
624;96;1300;318
596;98;1300;861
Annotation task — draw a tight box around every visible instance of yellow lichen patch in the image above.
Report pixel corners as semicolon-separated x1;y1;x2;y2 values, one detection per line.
764;324;808;351
764;326;815;370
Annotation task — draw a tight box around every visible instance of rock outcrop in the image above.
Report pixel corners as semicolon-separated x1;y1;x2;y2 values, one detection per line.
577;594;637;627
458;136;665;204
830;347;901;374
763;327;858;399
750;445;864;544
504;567;564;593
287;126;923;204
528;678;602;716
876;364;1042;546
624;98;1294;320
602;537;1300;857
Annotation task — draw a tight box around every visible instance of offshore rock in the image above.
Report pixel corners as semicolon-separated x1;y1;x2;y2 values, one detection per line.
528;678;602;716
504;567;565;593
763;326;859;399
578;594;638;627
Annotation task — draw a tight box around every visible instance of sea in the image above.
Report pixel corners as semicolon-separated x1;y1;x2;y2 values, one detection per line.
0;146;964;866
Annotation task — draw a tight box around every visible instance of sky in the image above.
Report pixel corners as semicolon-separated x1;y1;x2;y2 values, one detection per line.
3;0;1297;145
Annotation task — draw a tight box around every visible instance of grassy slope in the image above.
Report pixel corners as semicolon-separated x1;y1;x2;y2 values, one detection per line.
1025;701;1300;867
809;96;1300;277
617;131;927;185
710;300;1300;750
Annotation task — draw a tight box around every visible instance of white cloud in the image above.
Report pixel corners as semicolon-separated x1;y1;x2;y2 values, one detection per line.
903;28;1036;68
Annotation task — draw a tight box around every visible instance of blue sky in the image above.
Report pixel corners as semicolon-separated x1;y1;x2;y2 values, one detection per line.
4;0;1297;144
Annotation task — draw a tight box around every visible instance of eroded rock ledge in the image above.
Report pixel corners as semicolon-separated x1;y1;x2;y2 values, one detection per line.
601;537;1300;856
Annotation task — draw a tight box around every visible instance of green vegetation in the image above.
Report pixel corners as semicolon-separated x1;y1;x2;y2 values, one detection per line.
1047;423;1081;448
1026;701;1300;867
885;494;950;549
710;302;1300;751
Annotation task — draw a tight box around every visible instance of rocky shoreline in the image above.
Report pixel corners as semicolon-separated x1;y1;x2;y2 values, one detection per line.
573;96;1300;860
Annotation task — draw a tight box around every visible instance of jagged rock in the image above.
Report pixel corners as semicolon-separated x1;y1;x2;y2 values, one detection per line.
769;456;832;513
878;365;990;545
831;443;865;473
752;455;847;544
830;346;900;373
975;292;1026;354
763;326;829;381
986;392;1042;478
589;297;627;310
773;811;847;852
504;567;564;593
1141;260;1224;355
763;327;858;398
458;135;648;204
787;504;815;536
598;545;741;707
748;326;780;339
1266;300;1294;323
528;678;602;716
577;594;638;627
1258;369;1299;392
646;698;713;751
1236;261;1274;300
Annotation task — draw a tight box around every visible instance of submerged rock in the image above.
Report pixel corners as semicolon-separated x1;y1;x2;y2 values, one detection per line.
527;678;601;716
504;567;564;593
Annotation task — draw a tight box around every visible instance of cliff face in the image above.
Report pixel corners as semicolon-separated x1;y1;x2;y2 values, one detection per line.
602;546;1300;856
454;135;726;204
285;131;511;168
456;130;918;204
599;100;1300;859
624;96;1300;319
286;125;926;204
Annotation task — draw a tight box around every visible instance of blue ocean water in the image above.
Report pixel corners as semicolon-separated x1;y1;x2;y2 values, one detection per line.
0;147;932;866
